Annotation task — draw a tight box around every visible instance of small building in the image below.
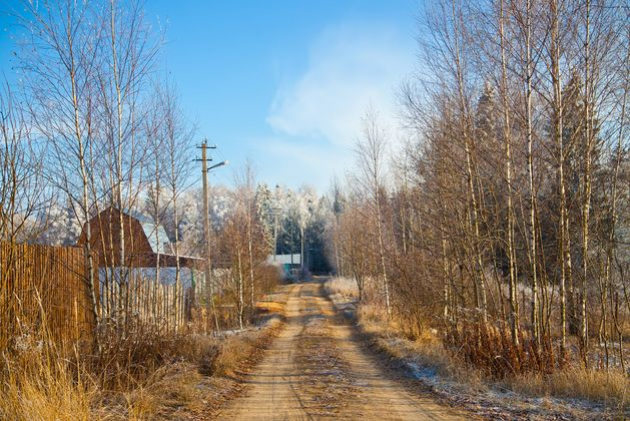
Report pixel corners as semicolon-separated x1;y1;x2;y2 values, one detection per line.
77;207;202;270
77;208;205;321
267;253;301;279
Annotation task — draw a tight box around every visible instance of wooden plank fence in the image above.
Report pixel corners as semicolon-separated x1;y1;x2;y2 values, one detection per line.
0;242;98;351
98;266;193;332
0;241;225;351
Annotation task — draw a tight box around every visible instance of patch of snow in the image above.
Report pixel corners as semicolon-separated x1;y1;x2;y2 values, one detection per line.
388;335;618;419
408;362;437;380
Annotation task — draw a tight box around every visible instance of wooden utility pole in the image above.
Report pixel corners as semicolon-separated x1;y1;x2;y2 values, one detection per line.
272;184;280;262
273;210;279;261
197;140;220;332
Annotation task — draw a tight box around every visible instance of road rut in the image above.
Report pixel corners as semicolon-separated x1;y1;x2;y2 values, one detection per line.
216;281;468;420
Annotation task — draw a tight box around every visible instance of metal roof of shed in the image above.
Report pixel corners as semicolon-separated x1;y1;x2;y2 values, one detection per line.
132;213;173;255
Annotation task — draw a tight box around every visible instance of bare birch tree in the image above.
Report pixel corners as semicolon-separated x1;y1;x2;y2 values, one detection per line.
354;107;392;317
19;0;103;335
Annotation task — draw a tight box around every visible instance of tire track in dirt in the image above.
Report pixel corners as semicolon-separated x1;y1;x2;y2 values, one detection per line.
215;281;469;420
310;284;466;420
215;284;310;420
294;293;358;418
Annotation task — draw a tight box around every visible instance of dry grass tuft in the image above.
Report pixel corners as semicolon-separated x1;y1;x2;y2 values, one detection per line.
324;277;360;300
255;301;285;315
507;367;629;410
124;363;202;420
357;304;389;331
213;334;258;377
0;349;94;421
355;307;487;392
213;318;283;377
88;325;218;391
0;324;261;420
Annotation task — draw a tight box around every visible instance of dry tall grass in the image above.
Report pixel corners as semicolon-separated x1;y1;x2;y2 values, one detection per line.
0;311;284;420
507;367;628;409
324;277;360;301
324;276;630;412
212;318;283;377
0;342;94;421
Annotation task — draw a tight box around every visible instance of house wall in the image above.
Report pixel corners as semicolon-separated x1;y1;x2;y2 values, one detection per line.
78;208;205;272
78;208;154;267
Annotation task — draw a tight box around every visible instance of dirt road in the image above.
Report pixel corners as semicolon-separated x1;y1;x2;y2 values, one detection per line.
216;281;468;420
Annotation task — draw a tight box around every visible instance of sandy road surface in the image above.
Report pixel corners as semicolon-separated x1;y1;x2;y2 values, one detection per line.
216;281;468;420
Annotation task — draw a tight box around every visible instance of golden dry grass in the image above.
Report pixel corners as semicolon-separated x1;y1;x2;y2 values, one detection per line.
324;277;360;300
0;269;285;420
213;318;283;377
507;367;629;410
356;304;487;391
255;301;285;315
0;314;284;420
354;295;629;411
0;349;94;421
123;363;201;420
213;334;258;377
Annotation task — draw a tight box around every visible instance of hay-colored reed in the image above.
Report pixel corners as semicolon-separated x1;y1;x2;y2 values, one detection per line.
0;242;98;350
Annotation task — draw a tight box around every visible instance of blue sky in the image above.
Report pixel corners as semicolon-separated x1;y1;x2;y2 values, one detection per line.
0;0;421;193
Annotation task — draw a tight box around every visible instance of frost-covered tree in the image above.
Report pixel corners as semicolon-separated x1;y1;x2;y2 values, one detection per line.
36;200;82;246
255;182;275;252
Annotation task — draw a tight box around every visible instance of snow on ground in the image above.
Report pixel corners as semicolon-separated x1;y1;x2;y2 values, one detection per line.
324;277;625;420
402;347;616;420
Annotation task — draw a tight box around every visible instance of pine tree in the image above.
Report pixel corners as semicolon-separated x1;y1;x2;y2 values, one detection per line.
254;183;275;253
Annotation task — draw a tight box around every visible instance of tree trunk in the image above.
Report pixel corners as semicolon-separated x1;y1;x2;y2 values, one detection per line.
499;0;519;346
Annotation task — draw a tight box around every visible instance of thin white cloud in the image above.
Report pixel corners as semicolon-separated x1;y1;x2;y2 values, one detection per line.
257;22;415;193
267;22;415;148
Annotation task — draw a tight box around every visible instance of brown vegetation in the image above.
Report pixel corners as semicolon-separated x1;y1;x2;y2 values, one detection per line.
327;278;628;415
327;0;629;409
0;308;284;420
